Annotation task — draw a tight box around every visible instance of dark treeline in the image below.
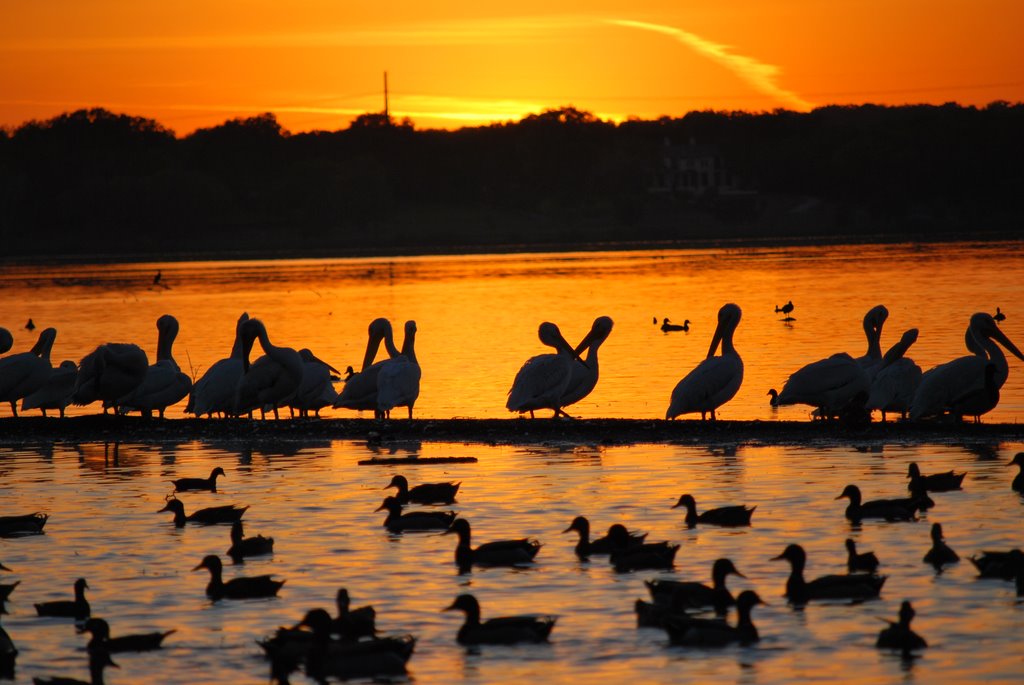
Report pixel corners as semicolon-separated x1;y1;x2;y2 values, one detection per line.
1;103;1022;260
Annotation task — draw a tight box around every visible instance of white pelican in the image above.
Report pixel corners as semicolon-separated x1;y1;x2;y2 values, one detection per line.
666;303;743;421
0;327;12;354
377;320;421;419
21;360;78;417
0;327;57;417
775;305;887;419
187;313;249;418
333;318;400;415
506;322;577;418
235;318;304;419
865;328;922;421
72;340;148;413
557;316;614;418
117;314;192;418
289;348;340;417
910;313;1023;421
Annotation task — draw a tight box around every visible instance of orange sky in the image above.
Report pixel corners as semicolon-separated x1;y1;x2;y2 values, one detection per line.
2;0;1022;134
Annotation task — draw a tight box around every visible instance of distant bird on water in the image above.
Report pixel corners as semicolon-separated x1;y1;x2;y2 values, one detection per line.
25;319;35;331
661;318;689;332
994;307;1005;323
876;600;927;654
666;303;743;421
775;300;795;320
444;593;555;645
153;270;162;286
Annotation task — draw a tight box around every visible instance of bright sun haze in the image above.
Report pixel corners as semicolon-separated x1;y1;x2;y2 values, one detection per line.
1;0;1022;134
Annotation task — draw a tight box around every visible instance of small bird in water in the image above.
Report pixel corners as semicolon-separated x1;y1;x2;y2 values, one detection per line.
153;270;162;285
24;319;35;331
923;522;959;570
994;307;1006;323
661;318;689;332
1010;452;1024;493
876;600;927;654
845;538;880;573
775;300;795;320
767;388;779;407
443;593;555;645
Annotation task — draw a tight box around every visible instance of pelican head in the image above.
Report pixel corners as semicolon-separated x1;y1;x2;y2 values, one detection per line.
239;318;267;372
573;316;614;357
538;322;575;357
969;312;1024;361
707;303;742;359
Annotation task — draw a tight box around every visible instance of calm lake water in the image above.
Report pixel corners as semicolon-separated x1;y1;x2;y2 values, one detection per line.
1;243;1023;684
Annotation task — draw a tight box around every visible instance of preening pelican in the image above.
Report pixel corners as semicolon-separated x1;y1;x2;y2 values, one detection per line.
0;327;12;354
377;320;420;419
117;314;192;418
506;322;577;418
0;327;57;417
288;348;340;417
235;318;304;419
775;305;887;419
557;316;614;418
334;318;401;415
187;313;249;418
72;341;148;413
666;303;743;421
910;313;1023;421
865;328;922;421
21;360;77;417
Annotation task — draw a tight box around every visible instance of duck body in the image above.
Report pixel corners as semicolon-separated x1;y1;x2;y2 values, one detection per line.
227;520;274;562
666;304;743;421
376;497;456;532
34;578;90;619
673;493;755;527
877;601;927;653
610;541;679;573
923;523;959;569
845;538;880;573
773;544;885;605
445;594;555;645
644;558;744;617
664;590;764;647
907;462;965;492
172;466;225;493
445;518;541;573
158;498;247;527
836;484;917;522
193;555;283;600
0;512;48;537
385;474;460;505
72;342;149;412
333;588;377;640
83;618;175;652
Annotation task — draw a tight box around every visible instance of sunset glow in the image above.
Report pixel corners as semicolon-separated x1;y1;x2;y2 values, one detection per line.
2;1;1022;134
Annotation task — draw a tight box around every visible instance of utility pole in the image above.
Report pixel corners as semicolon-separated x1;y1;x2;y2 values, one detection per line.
383;71;390;124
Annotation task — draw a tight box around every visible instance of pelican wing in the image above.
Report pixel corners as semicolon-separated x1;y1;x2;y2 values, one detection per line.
777;353;868;411
909;355;984;419
291;361;338;411
189;358;244;416
21;362;77;411
377;358;421;413
0;352;51;402
866;358;922;412
667;355;743;419
506;353;572;412
118;360;192;412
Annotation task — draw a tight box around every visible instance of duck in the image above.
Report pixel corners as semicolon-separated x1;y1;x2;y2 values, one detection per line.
20;360;78;418
227;520;274;563
333;588;377;640
907;462;965;492
171;466;226;492
384;474;460;505
34;577;90;619
32;644;117;685
767;388;779;407
876;600;927;653
772;544;885;605
557;316;614;417
444;593;555;645
845;538;880;573
835;484;917;522
1010;452;1024;493
563;516;646;559
610;539;680;573
80;617;175;652
443;518;541;573
298;608;413;680
376;496;456;532
672;493;755;528
157;497;247;527
72;342;149;413
664;590;765;646
192;554;283;600
661;318;689;332
923;522;959;570
969;548;1023;579
643;558;744;619
0;512;48;537
115;314;192;417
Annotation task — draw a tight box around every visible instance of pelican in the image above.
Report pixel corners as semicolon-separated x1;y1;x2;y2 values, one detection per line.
0;327;57;417
21;360;78;417
506;322;578;418
775;305;887;419
334;318;401;416
556;316;614;418
235;318;304;419
72;338;148;413
117;315;192;418
666;303;743;421
866;328;922;421
910;312;1023;421
377;321;420;419
288;348;340;417
0;327;12;354
187;313;249;418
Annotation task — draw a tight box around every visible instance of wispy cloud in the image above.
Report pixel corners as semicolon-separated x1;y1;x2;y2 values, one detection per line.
607;19;813;111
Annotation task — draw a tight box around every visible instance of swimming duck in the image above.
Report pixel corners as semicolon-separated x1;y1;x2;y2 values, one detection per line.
642;558;744;620
171;467;226;493
923;522;959;570
192;554;284;600
443;518;541;573
0;580;18;602
384;474;460;505
969;548;1023;579
157;497;247;527
444;593;555;645
333;588;376;640
672;493;755;528
0;512;48;537
907;462;965;492
876;600;927;654
835;485;917;523
610;539;680;573
298;608;414;680
227;520;274;563
34;578;90;619
376;496;456;532
661;318;689;333
664;590;765;647
80;617;175;652
563;516;646;559
845;539;880;573
1010;453;1024;492
32;644;117;685
772;544;885;605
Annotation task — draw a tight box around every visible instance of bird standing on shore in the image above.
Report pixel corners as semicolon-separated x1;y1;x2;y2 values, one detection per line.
666;303;743;421
507;322;578;418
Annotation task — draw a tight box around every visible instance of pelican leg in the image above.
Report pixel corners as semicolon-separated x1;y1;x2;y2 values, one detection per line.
9;401;18;418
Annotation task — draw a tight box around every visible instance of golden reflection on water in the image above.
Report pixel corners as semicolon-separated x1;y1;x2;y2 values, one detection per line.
1;241;1022;421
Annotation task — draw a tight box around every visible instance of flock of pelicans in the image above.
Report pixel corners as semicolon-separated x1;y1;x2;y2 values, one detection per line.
0;300;1019;423
2;456;1024;683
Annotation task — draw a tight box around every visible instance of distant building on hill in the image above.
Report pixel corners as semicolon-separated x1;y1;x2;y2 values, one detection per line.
650;138;752;196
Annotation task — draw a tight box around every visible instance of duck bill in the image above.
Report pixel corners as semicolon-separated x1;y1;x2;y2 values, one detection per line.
191;561;207;571
442;602;458;612
157;504;172;513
